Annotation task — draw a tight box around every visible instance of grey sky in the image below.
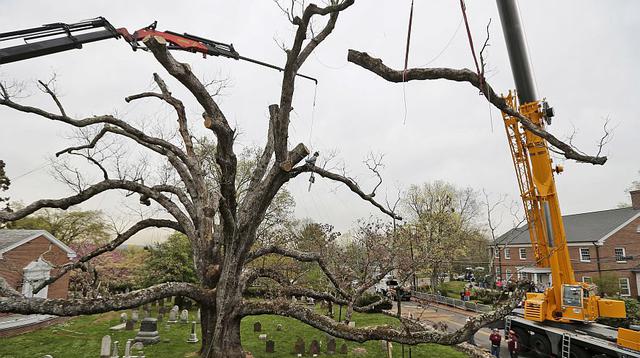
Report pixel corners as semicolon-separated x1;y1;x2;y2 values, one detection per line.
1;1;638;244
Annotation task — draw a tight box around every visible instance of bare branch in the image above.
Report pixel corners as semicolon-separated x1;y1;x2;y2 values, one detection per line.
0;283;213;316
289;163;402;219
32;219;182;294
347;49;607;165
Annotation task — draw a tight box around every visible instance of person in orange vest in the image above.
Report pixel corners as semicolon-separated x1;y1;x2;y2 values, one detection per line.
489;328;502;357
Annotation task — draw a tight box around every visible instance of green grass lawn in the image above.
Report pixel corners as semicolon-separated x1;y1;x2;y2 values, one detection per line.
0;306;466;358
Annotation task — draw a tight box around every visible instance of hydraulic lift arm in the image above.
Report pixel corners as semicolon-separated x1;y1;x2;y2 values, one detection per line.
0;17;317;83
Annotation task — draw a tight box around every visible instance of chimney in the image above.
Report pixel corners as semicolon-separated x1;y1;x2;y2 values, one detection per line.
631;190;640;210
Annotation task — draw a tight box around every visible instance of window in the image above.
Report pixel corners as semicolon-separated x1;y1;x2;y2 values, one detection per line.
619;278;631;296
579;248;591;262
582;276;592;284
505;269;512;280
496;267;501;277
519;248;527;260
614;247;626;263
504;248;511;259
494;248;500;258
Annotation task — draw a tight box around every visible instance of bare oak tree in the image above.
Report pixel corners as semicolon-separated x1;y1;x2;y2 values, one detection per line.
0;2;605;357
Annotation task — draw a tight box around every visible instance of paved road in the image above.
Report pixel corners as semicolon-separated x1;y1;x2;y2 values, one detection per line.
392;301;533;357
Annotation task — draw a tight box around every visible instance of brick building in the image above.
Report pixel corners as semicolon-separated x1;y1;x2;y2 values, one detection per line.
493;190;640;298
0;229;76;335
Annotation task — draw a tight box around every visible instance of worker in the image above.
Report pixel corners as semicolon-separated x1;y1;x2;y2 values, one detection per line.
465;316;476;345
507;330;519;358
489;328;502;357
306;152;319;191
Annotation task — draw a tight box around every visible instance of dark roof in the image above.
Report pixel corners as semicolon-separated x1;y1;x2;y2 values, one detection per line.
0;230;47;251
496;207;639;245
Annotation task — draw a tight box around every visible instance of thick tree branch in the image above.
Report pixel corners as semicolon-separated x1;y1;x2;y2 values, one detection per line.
32;219;182;294
241;282;530;345
347;49;606;165
0;277;21;298
0;283;213;316
290;163;402;219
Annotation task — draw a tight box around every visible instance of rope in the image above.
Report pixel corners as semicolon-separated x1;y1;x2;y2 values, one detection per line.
459;0;485;95
401;0;415;125
308;83;318;148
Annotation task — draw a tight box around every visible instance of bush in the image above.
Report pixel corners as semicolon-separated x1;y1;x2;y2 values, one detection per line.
356;293;392;312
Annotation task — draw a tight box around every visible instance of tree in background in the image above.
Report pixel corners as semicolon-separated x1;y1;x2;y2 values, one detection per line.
6;208;110;245
402;181;486;287
139;232;198;287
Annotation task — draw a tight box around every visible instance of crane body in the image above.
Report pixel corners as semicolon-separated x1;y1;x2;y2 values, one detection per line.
496;0;640;355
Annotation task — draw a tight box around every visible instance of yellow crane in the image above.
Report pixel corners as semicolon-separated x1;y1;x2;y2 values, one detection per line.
496;0;640;355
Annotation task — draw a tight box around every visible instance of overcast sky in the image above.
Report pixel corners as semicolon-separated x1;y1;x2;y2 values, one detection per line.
1;1;638;244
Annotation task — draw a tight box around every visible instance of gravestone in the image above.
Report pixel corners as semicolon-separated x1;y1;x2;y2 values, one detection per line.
110;340;119;358
276;324;283;331
380;340;387;352
134;318;161;345
143;309;150;319
100;335;111;358
327;338;336;354
179;309;189;323
339;343;348;354
258;334;267;341
309;340;320;355
157;313;163;323
348;321;355;328
266;340;275;353
294;338;305;354
253;321;262;332
196;308;201;322
131;310;139;323
307;297;315;306
132;342;144;350
125;319;134;330
168;309;178;323
124;339;133;358
120;312;128;323
172;305;179;313
187;321;199;343
352;347;367;356
109;323;126;331
291;296;298;304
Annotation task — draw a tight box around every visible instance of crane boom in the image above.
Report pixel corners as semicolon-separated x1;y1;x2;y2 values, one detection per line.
496;0;628;324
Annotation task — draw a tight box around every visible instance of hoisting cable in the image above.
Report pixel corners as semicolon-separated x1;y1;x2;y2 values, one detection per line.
459;0;485;95
401;0;415;124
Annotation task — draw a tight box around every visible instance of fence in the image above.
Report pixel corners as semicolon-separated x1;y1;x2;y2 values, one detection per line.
411;291;494;313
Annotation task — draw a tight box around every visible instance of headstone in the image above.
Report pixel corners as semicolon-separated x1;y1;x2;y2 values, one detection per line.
131;310;139;323
100;335;111;358
291;296;298;304
168;309;178;323
266;340;275;353
258;334;267;341
253;322;262;332
309;340;320;355
132;342;144;350
187;321;199;343
348;321;356;328
352;347;367;356
196;308;201;322
339;343;348;354
172;305;179;312
43;356;53;358
143;310;150;319
124;339;133;358
380;340;387;352
120;312;128;323
157;313;163;323
109;323;126;331
125;319;134;331
134;318;161;345
307;297;315;306
294;338;305;354
110;340;119;358
327;338;336;354
276;324;283;331
179;309;189;323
